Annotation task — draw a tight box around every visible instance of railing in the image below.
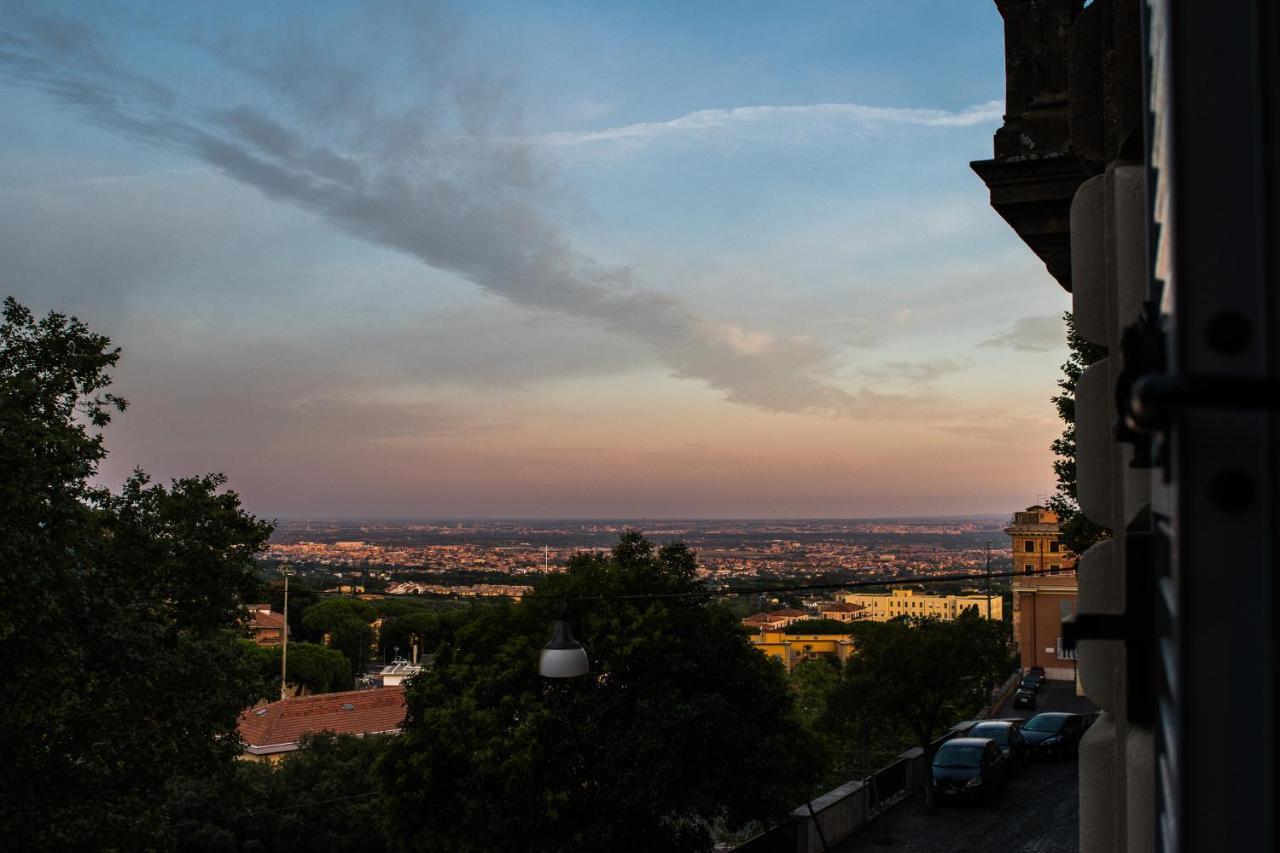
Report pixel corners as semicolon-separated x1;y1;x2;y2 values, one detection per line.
734;670;1020;852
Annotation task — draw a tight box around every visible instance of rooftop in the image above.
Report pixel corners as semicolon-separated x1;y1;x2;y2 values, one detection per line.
238;686;406;756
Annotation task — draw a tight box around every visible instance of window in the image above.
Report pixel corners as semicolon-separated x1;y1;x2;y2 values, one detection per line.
1056;637;1077;661
1024;541;1035;553
1049;563;1061;574
1060;599;1075;620
1025;564;1034;574
1049;541;1060;553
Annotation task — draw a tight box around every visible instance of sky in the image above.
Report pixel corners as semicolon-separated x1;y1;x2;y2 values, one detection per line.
0;0;1072;519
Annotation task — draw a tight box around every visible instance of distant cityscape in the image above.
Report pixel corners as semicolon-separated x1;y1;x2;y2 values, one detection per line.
262;517;1016;594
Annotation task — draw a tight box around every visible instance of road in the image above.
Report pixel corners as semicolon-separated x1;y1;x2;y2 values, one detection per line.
828;680;1097;853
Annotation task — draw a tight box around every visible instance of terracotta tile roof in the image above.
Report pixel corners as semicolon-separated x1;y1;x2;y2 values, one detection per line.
821;602;866;613
743;612;783;624
772;608;808;617
238;687;407;755
251;609;286;630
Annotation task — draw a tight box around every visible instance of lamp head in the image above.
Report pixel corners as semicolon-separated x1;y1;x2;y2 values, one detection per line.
538;619;589;678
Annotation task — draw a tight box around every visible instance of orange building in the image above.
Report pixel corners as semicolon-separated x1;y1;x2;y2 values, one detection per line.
1004;506;1078;681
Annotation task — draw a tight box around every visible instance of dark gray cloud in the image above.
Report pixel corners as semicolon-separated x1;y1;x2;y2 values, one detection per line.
978;315;1065;352
0;2;881;416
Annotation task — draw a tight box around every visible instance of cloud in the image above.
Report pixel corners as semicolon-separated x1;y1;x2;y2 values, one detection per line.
861;357;975;386
532;100;1004;148
978;315;1065;352
0;3;909;417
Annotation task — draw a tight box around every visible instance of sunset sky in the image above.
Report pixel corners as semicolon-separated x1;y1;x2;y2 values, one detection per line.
2;1;1071;518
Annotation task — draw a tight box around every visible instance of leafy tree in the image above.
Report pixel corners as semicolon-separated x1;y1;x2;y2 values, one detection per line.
0;298;272;850
789;657;841;731
378;607;472;663
1047;311;1110;555
246;640;354;696
379;532;825;853
830;612;1009;807
301;598;377;674
172;733;392;853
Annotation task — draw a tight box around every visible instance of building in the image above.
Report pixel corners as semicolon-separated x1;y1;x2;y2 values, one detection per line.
818;601;868;623
245;603;288;646
840;588;1003;622
972;3;1280;848
1005;506;1078;680
377;657;423;687
237;686;407;761
740;607;808;632
750;631;855;670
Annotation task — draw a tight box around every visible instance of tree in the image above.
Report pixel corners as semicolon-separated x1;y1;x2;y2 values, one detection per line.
379;532;825;853
171;733;393;853
832;612;1009;807
0;298;272;849
301;598;377;674
377;607;472;663
246;640;354;696
1047;311;1110;555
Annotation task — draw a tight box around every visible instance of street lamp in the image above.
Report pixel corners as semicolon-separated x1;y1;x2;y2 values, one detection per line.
538;616;589;679
280;565;296;700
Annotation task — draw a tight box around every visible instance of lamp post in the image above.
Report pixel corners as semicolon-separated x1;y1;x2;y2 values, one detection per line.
280;565;295;701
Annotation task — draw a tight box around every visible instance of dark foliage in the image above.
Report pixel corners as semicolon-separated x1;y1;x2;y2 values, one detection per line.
172;733;391;853
1047;311;1110;555
379;531;825;853
0;298;272;850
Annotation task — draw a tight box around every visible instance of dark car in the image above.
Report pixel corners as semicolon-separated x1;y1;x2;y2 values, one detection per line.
1020;672;1044;692
967;720;1029;774
1021;712;1089;760
930;737;1008;803
1013;687;1037;709
1028;665;1046;680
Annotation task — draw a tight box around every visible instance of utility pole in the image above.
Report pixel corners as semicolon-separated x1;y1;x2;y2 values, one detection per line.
280;565;295;701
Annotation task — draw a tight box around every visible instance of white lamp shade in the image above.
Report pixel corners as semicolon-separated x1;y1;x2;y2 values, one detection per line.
539;619;590;678
538;645;590;678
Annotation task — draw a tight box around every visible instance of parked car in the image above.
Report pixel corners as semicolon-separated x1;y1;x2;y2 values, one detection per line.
1013;687;1037;709
966;720;1029;774
1028;665;1046;680
1020;672;1044;693
930;737;1009;803
1021;712;1089;760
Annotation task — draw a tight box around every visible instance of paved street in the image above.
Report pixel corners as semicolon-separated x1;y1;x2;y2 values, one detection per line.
829;681;1097;853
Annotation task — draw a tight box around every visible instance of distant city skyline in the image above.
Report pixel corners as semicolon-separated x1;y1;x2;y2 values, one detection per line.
1;2;1070;518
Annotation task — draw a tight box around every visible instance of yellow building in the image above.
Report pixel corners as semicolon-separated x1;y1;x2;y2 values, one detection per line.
750;631;856;670
840;587;1003;622
1004;505;1077;681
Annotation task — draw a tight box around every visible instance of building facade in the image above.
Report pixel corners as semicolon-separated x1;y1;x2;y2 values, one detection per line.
750;632;856;670
840;588;1003;622
1005;506;1078;680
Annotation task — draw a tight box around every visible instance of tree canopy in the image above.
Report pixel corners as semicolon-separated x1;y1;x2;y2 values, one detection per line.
1048;311;1110;555
300;597;377;674
0;298;272;849
825;612;1009;805
379;532;824;853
